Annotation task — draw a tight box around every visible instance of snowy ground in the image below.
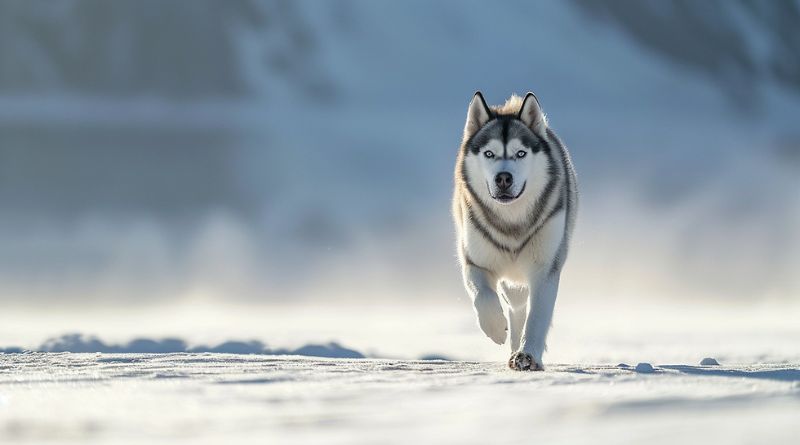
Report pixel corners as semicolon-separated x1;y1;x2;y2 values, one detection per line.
2;302;799;443
1;353;798;444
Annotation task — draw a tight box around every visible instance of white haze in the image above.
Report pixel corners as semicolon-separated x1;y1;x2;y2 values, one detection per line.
0;1;798;329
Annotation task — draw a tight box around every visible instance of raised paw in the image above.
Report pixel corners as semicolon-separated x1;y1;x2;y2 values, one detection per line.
508;351;543;371
475;297;507;345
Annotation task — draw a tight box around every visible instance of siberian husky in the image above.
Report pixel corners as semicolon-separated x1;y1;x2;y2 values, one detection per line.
452;92;577;370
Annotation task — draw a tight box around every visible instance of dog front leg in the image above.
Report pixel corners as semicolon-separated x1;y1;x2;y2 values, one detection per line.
509;271;561;370
462;264;507;345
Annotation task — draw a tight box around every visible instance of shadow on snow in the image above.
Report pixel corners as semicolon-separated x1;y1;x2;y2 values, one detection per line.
660;364;800;382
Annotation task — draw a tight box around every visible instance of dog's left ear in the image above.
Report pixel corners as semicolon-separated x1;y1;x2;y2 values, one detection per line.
518;92;547;134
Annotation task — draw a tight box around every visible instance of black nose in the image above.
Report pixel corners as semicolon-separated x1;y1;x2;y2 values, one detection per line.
494;172;513;190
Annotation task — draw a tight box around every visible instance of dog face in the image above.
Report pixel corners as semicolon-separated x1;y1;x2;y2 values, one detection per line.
461;92;550;206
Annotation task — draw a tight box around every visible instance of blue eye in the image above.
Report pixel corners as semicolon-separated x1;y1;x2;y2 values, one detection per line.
484;151;495;158
516;150;526;158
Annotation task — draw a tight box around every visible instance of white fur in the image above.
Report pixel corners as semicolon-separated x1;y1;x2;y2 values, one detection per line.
453;92;577;371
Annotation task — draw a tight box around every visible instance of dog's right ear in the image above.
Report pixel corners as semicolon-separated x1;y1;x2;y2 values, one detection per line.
463;91;491;142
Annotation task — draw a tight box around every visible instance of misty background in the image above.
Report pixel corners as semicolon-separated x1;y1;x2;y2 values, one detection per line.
1;1;799;352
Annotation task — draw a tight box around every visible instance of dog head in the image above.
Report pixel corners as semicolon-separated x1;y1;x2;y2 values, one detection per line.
460;91;550;206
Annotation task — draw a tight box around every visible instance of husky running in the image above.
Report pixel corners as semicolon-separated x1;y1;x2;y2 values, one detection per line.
452;91;577;371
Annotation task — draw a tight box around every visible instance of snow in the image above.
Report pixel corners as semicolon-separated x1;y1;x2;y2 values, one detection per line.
1;303;799;443
0;353;797;444
0;5;798;443
2;303;798;444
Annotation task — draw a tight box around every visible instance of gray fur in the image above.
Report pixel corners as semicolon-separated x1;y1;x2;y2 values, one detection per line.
452;91;577;370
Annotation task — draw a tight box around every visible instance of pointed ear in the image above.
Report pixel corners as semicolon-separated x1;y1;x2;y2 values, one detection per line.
463;91;492;141
518;92;547;134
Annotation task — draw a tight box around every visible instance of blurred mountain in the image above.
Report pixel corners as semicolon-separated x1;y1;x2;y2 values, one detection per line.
571;0;800;106
0;1;798;303
0;0;332;98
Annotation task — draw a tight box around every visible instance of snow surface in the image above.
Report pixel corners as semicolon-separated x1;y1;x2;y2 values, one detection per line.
0;353;797;444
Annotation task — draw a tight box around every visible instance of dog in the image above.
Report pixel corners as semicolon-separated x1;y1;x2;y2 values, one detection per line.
452;91;577;370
